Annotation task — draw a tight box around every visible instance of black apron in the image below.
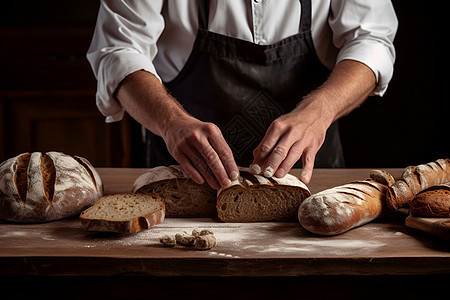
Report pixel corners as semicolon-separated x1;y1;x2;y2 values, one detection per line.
145;0;344;168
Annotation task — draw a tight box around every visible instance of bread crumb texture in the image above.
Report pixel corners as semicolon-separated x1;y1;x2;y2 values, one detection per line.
81;194;164;221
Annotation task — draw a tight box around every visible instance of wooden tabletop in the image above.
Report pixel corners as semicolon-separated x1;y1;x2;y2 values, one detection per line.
1;168;449;278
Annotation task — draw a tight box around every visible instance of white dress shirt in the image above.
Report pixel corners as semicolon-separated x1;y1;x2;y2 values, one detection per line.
87;0;398;123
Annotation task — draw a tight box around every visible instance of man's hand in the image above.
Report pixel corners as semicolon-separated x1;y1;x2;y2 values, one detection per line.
250;60;377;183
162;116;239;190
116;70;239;189
251;108;328;184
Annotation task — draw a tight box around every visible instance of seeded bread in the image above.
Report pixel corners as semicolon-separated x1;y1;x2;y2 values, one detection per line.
216;169;311;222
80;193;165;233
0;151;103;223
410;182;450;217
132;165;217;217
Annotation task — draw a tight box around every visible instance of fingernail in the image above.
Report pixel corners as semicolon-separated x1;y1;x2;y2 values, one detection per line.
230;171;239;181
250;164;261;174
264;166;274;177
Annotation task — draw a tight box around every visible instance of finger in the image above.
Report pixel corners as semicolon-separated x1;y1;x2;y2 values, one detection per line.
183;145;221;189
274;141;304;178
174;152;204;185
251;121;283;174
262;140;291;177
196;141;231;188
208;129;239;181
299;147;316;184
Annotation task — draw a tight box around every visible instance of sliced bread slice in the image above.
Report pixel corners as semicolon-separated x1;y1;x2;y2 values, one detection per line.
80;193;165;233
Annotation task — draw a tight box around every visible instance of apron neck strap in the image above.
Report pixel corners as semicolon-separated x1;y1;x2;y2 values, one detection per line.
197;0;311;32
198;0;209;30
299;0;312;32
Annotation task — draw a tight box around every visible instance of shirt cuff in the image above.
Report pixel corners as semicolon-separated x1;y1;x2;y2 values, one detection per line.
336;40;395;97
94;48;161;122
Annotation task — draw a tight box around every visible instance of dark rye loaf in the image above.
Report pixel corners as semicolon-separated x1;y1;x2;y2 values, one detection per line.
410;182;450;217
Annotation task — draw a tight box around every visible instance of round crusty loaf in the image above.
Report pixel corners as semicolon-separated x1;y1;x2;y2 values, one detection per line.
0;151;103;223
80;193;165;233
216;168;311;222
298;179;388;235
132;165;217;217
410;183;450;217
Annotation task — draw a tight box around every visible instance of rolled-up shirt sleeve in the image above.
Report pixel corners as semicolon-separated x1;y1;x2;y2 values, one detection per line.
87;0;164;122
329;0;398;96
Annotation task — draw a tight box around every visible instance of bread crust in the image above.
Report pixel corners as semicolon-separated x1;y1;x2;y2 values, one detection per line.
0;152;103;223
216;168;311;222
410;183;450;217
79;193;165;233
132;165;216;217
386;158;450;211
298;179;388;235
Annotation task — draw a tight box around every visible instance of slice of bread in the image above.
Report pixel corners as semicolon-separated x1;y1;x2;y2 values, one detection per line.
80;193;165;233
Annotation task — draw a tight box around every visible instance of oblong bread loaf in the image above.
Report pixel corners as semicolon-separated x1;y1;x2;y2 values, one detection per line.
386;158;450;211
80;193;165;233
216;168;311;222
132;165;217;217
298;179;388;235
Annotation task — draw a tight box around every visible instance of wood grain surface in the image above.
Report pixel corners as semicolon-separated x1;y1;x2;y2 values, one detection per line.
1;168;449;278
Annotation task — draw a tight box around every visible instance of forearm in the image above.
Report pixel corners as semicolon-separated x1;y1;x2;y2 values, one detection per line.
295;59;377;126
114;69;238;189
114;70;191;137
251;59;377;182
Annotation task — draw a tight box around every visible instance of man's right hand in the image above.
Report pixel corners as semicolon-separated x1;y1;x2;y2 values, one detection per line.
162;116;239;190
116;70;239;189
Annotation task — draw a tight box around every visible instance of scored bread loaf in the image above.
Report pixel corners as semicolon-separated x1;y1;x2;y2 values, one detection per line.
80;193;165;233
410;182;450;217
132;165;216;217
386;158;450;211
298;177;388;235
0;151;103;223
216;168;310;222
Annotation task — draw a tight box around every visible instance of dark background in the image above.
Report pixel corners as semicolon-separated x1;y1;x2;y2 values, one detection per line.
0;0;448;168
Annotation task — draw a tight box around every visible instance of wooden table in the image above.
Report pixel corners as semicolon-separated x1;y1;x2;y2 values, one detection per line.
1;168;449;300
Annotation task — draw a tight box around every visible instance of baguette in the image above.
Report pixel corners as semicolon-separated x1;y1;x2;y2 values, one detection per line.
0;151;103;223
298;179;388;235
132;165;216;217
80;193;165;233
410;182;450;217
216;168;310;222
386;158;450;211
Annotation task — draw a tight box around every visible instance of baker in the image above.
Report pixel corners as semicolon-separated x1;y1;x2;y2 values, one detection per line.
87;0;398;189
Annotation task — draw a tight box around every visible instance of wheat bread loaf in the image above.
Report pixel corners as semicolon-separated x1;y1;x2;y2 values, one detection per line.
386;158;450;211
409;182;450;217
216;168;310;222
298;178;388;235
80;193;165;233
132;165;216;217
0;151;103;223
